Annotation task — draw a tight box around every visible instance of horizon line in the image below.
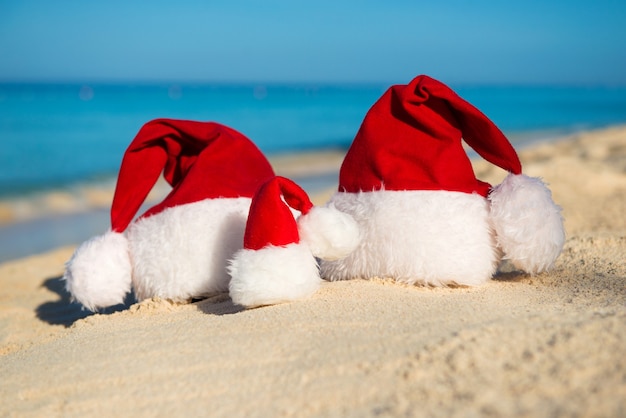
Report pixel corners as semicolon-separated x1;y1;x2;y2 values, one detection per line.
1;77;625;89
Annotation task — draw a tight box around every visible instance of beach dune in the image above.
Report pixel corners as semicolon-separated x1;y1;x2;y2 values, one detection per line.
1;126;625;417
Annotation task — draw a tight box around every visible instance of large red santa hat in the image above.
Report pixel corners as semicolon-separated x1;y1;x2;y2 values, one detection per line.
323;75;564;283
64;118;275;311
340;75;522;196
228;176;360;308
110;118;274;232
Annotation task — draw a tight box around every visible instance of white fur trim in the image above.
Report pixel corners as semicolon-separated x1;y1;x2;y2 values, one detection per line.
320;190;498;286
489;173;565;274
298;205;361;261
127;197;251;302
228;243;321;308
63;231;132;311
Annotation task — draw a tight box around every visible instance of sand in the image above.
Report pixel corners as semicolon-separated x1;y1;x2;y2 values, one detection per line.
1;126;625;417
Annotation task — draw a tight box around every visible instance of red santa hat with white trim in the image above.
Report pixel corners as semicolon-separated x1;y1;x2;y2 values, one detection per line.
228;176;360;308
64;118;275;311
321;75;565;285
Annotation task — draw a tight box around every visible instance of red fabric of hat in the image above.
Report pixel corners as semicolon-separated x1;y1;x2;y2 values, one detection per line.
110;118;275;233
339;75;522;197
243;176;314;250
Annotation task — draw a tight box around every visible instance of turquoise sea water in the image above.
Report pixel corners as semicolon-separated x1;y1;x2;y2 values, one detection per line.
1;82;626;261
1;82;626;198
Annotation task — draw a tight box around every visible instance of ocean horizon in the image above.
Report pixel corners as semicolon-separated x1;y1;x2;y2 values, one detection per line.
2;81;626;198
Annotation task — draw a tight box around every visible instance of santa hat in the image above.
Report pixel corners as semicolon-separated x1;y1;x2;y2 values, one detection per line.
331;75;564;278
64;118;275;311
340;75;524;196
228;176;360;308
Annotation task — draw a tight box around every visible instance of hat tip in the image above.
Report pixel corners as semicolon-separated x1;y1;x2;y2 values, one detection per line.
490;173;565;274
64;231;132;311
298;205;361;260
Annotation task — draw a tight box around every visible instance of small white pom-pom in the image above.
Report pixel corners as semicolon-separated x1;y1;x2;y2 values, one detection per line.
228;243;320;308
298;205;361;260
63;231;132;311
489;173;565;274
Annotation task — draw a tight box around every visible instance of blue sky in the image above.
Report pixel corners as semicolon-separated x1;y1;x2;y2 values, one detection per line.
1;0;625;85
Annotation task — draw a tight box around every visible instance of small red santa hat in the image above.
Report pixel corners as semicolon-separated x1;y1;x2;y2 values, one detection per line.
228;176;360;308
337;75;564;274
64;118;275;311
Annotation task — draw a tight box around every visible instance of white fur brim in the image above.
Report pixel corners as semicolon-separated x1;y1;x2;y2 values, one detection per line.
489;173;565;274
228;243;321;308
128;197;251;302
320;189;498;286
63;231;132;311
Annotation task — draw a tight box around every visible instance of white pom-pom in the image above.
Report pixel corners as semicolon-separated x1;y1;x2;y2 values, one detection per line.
489;173;565;274
297;205;361;260
228;243;320;308
63;231;132;311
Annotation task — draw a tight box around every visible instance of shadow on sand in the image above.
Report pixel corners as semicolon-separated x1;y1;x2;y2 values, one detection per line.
35;275;134;327
192;293;246;316
35;275;244;326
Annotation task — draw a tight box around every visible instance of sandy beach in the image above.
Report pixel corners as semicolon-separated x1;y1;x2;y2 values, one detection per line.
1;126;625;417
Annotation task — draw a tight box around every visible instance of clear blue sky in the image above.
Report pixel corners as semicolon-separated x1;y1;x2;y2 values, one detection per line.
1;0;625;85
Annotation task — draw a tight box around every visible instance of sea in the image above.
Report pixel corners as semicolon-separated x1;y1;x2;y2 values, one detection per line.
1;82;626;261
2;82;626;198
